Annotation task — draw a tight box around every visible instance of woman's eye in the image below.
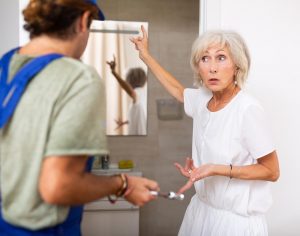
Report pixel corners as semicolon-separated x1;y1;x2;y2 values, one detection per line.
218;55;226;61
201;56;209;62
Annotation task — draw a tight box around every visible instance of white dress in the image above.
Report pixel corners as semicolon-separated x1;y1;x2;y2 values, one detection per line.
179;88;275;236
128;87;147;135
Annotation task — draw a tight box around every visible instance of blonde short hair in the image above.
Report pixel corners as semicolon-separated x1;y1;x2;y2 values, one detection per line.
190;30;251;87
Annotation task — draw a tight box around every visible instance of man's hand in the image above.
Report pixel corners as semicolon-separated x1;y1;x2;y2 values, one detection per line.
124;176;159;206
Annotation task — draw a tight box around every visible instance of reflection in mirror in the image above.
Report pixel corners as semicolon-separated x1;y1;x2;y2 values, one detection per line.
82;21;148;136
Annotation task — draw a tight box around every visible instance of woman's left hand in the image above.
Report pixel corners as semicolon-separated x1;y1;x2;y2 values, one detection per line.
174;157;195;178
177;164;214;194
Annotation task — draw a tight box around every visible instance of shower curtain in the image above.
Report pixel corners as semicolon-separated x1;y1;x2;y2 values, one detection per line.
81;21;148;135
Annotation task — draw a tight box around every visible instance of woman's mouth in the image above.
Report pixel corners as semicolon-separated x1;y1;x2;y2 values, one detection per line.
208;78;219;84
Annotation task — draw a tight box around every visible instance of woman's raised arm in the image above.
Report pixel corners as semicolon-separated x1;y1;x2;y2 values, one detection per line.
131;25;185;103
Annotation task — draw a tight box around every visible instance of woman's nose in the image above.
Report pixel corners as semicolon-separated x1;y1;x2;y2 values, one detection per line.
207;60;218;74
209;64;217;74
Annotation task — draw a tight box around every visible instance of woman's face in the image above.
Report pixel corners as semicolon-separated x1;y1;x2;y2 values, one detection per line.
198;44;237;92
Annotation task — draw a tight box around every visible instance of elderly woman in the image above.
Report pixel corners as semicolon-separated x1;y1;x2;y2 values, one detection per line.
131;27;280;235
0;1;158;235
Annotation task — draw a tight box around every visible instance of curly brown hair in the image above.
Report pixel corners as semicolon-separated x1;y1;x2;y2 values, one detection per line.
23;0;98;39
126;68;147;89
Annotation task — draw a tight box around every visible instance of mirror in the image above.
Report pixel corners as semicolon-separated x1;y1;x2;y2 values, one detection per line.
82;21;148;136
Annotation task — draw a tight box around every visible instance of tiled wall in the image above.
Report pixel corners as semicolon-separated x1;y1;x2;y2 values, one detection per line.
99;0;199;235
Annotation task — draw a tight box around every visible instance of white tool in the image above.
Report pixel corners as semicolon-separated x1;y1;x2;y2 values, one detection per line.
150;191;184;201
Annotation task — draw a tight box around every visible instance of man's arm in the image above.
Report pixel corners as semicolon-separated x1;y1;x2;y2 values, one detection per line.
39;155;159;206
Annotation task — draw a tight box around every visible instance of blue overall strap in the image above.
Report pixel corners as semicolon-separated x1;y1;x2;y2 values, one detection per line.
0;49;63;128
0;48;19;108
0;48;19;84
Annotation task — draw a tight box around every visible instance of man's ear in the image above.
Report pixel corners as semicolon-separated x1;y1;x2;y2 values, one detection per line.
78;11;91;33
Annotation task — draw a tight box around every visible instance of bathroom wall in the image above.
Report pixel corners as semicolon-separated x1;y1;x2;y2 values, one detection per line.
0;0;30;55
0;1;19;55
98;0;199;235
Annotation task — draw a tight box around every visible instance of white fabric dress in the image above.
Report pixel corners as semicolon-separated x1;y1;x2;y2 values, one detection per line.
128;87;147;135
178;88;275;236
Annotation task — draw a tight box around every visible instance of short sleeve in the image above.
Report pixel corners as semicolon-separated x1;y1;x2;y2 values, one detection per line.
184;88;211;118
45;75;108;156
241;104;275;159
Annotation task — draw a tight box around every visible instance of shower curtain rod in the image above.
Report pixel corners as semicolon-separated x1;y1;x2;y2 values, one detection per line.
90;29;139;34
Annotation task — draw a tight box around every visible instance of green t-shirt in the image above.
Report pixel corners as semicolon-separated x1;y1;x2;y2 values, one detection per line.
0;53;108;230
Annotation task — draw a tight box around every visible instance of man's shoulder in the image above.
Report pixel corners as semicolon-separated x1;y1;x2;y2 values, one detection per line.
48;57;101;84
